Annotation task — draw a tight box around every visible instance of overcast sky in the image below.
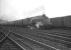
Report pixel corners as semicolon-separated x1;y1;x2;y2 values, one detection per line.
0;0;71;21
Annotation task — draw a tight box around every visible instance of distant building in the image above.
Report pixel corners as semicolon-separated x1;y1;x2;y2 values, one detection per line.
50;15;71;28
64;15;71;27
50;17;64;27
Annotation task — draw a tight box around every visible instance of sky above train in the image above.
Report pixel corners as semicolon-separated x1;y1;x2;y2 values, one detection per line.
0;0;71;21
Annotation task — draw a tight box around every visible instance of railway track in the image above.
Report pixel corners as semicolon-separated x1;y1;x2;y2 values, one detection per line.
0;26;71;50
